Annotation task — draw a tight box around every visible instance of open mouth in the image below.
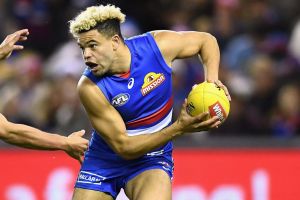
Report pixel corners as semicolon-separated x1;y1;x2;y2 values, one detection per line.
85;62;98;69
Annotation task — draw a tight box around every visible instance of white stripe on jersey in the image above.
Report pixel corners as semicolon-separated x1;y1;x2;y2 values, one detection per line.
127;109;173;136
146;149;164;156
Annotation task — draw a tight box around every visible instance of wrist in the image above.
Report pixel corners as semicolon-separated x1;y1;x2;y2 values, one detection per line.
206;78;218;83
57;135;70;152
169;121;184;138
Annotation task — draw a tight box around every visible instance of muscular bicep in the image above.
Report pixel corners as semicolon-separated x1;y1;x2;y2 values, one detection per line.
77;77;127;148
151;30;216;63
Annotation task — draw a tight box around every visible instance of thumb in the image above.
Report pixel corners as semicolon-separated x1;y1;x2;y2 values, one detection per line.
182;98;189;113
75;129;85;136
182;98;187;107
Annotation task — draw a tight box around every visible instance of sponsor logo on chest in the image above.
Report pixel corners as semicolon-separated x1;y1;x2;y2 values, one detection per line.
141;72;165;96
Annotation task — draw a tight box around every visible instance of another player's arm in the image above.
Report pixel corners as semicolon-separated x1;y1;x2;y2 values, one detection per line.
0;114;88;162
78;76;220;160
151;31;230;100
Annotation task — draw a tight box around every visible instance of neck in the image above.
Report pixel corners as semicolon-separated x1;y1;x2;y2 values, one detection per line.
109;43;131;75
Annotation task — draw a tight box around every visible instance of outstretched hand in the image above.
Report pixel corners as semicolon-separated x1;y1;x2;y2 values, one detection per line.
0;29;29;60
65;130;89;164
175;99;221;134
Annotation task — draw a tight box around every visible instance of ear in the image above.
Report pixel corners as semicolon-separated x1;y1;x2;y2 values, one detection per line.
111;35;121;51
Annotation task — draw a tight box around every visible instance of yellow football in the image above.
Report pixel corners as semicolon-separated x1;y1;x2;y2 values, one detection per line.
187;82;230;123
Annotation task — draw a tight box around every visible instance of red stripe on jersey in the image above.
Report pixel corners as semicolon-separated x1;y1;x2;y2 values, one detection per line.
119;70;131;78
126;98;173;128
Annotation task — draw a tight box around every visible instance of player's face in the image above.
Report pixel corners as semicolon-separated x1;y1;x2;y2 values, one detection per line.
77;29;115;76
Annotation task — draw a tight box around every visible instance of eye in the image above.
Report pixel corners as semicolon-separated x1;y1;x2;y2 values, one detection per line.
90;43;97;49
78;45;84;51
79;47;85;54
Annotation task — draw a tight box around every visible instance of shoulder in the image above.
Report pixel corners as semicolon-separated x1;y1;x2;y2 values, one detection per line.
147;30;182;64
125;31;176;45
149;30;181;44
77;76;110;114
77;76;102;99
77;75;94;96
150;30;214;44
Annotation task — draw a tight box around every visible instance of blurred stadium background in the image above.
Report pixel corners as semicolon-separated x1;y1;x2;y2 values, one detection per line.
0;0;299;199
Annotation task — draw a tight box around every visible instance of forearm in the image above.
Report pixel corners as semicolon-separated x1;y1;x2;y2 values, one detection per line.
111;122;183;160
199;33;220;81
2;122;68;151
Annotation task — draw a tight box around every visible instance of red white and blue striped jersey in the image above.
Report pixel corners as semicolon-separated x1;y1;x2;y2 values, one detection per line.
83;32;173;160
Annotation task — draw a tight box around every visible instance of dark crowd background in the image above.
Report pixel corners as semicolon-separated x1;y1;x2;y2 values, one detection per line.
0;0;300;146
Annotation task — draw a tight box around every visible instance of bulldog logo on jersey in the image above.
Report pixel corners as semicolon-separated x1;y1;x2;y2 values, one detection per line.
141;72;165;96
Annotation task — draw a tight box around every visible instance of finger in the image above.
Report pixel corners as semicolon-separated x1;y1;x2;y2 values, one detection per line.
194;112;210;121
7;30;29;45
78;156;83;164
13;45;24;50
220;85;231;101
14;29;29;37
19;36;28;41
75;129;86;136
214;80;222;87
224;89;231;101
214;80;232;101
197;116;219;127
83;138;89;144
78;149;84;155
81;143;88;151
79;154;85;164
211;120;221;128
214;80;219;85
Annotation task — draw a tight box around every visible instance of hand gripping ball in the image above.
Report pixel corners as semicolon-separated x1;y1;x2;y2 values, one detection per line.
187;82;230;123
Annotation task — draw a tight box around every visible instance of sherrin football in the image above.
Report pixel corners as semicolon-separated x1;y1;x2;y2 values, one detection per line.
186;82;230;123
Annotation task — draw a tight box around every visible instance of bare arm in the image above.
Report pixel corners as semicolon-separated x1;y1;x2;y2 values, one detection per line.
0;114;88;162
78;77;220;160
151;31;230;99
151;30;220;81
0;29;89;162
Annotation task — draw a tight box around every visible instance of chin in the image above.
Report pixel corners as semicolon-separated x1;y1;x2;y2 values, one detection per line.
92;71;102;77
92;69;106;77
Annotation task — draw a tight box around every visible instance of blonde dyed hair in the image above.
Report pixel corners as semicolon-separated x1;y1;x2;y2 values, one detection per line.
69;5;126;37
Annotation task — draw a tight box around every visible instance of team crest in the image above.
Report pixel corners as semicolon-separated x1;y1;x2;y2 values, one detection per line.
141;72;165;96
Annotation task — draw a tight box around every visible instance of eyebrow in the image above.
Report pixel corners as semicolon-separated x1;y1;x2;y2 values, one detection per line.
77;40;98;47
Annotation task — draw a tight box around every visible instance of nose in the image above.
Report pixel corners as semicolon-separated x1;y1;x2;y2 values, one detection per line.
83;48;92;60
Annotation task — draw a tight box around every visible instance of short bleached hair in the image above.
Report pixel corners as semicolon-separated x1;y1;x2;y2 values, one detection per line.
69;5;126;37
